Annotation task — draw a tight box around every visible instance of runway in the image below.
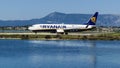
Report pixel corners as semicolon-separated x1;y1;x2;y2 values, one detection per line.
0;32;101;36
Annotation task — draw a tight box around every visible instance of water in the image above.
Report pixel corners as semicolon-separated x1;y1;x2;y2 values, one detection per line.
0;40;120;68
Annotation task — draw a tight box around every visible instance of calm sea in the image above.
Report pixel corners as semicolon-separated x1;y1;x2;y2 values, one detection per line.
0;40;120;68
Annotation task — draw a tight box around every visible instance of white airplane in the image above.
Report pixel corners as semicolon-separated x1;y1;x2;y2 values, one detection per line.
28;12;98;34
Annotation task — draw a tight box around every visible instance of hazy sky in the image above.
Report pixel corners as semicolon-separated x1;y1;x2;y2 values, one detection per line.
0;0;120;20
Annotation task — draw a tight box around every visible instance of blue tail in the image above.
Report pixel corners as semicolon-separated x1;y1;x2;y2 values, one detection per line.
88;12;98;25
86;12;98;28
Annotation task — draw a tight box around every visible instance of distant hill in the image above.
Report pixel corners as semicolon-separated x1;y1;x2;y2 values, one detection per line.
0;12;120;27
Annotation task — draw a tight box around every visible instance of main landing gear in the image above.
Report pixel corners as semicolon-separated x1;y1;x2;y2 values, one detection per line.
57;32;68;35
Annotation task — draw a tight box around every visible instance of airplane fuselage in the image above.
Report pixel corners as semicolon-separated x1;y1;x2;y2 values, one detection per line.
28;24;95;33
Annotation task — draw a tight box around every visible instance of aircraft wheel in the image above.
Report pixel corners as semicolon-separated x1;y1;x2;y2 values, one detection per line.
65;32;68;35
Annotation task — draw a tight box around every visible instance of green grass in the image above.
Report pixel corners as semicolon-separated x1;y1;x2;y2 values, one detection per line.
0;32;120;40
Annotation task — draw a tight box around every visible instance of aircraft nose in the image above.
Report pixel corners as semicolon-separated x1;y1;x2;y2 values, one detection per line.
28;27;32;30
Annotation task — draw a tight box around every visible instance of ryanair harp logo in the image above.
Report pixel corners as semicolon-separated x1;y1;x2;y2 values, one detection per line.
91;17;96;23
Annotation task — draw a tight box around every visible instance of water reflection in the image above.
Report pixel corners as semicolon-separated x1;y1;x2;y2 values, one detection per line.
0;40;120;68
28;40;97;68
28;40;93;47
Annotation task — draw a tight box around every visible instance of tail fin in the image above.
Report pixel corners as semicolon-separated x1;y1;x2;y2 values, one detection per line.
86;12;98;28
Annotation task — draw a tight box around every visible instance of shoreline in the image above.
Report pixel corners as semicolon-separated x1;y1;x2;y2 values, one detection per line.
0;32;120;40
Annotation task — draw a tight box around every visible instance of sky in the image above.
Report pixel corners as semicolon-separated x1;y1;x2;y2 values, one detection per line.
0;0;120;20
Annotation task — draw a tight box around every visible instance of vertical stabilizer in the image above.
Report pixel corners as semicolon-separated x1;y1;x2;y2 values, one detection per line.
86;12;98;28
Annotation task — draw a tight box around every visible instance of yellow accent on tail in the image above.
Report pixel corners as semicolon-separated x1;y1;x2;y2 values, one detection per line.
90;17;96;23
